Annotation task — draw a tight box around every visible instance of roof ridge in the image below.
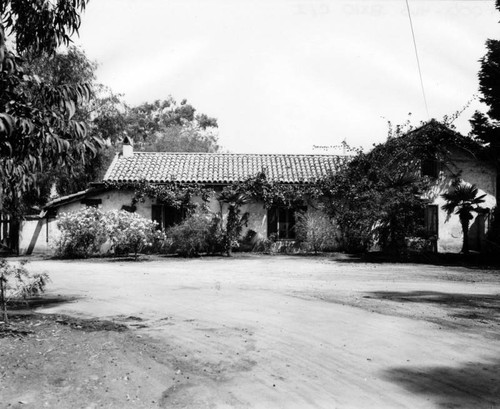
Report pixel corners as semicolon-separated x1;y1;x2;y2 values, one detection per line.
103;153;120;179
104;151;347;184
132;151;344;157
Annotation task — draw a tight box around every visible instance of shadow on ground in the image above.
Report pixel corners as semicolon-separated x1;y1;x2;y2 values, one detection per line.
383;358;500;408
364;291;500;322
8;295;79;310
333;252;500;269
365;291;500;310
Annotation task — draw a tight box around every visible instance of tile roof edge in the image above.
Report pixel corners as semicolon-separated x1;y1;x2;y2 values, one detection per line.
103;153;120;180
44;189;90;208
127;151;346;157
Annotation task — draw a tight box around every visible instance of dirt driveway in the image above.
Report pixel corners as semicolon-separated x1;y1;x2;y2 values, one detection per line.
5;255;500;408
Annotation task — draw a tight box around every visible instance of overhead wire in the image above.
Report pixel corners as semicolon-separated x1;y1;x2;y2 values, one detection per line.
405;0;430;118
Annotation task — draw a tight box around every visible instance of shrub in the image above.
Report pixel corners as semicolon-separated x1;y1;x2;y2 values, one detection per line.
105;210;165;260
405;236;435;253
55;208;167;259
166;211;218;257
221;204;249;256
296;211;339;253
54;207;108;258
1;259;49;325
206;215;225;255
216;190;250;256
239;230;263;252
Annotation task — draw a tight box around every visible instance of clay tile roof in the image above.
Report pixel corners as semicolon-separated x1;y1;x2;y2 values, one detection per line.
103;152;346;184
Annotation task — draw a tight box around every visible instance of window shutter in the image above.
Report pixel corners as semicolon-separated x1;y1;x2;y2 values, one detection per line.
152;205;163;229
421;159;440;178
163;205;185;228
267;207;278;238
425;205;438;235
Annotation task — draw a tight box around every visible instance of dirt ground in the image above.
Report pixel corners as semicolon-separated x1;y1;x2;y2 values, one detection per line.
1;254;500;409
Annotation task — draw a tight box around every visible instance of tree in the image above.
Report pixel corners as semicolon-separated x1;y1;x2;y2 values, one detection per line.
0;0;99;217
19;46;125;203
51;95;220;199
124;98;219;153
469;0;500;147
13;48;220;206
469;111;500;147
441;182;486;254
469;0;500;246
217;189;249;256
321;120;482;253
321;145;426;253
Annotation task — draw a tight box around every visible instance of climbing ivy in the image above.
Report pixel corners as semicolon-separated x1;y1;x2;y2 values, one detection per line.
226;172;324;209
103;180;213;211
320;120;487;253
104;171;327;212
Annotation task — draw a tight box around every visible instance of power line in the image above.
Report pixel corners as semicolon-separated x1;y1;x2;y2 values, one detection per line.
405;0;430;118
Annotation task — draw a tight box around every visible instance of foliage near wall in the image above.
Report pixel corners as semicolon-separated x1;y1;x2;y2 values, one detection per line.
104;173;329;255
0;0;100;216
228;171;323;209
166;211;221;257
55;207;108;258
320;120;485;253
55;208;163;259
103;180;213;212
105;210;165;260
295;211;339;253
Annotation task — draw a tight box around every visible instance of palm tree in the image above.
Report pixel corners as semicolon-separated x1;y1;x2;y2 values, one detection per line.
217;190;250;256
441;182;486;254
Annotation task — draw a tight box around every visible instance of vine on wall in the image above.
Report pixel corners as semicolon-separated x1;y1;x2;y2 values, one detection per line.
104;171;326;211
103;180;213;211
223;172;323;209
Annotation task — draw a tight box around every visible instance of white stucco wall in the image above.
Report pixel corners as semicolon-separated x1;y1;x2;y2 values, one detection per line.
19;187;329;255
186;193;269;239
19;217;49;254
19;189;150;255
424;152;496;253
19;189;273;254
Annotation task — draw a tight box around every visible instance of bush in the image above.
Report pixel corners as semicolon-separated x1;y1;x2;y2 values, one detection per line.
239;230;265;252
54;207;108;258
105;210;165;260
166;211;220;257
1;259;49;325
206;215;225;255
296;211;339;253
55;208;167;259
405;236;436;253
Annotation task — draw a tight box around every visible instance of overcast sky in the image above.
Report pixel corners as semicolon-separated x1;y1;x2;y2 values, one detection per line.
74;0;499;154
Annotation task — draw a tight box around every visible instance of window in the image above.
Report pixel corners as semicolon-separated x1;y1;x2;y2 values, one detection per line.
424;205;438;235
152;204;186;230
121;204;136;213
80;198;102;208
421;159;441;178
267;207;304;240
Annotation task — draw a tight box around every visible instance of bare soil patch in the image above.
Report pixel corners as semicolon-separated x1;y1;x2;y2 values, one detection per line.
0;313;182;409
1;254;499;408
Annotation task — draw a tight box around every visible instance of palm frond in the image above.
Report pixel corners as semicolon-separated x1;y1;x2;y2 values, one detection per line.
441;182;486;214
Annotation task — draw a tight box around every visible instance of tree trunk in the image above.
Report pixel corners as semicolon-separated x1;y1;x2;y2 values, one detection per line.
0;273;8;325
459;214;470;254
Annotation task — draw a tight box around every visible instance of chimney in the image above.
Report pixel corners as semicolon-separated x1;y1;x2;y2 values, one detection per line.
122;135;133;158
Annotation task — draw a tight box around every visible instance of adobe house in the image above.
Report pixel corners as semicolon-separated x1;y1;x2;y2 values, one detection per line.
421;153;496;253
17;123;498;255
413;121;497;253
19;139;346;254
